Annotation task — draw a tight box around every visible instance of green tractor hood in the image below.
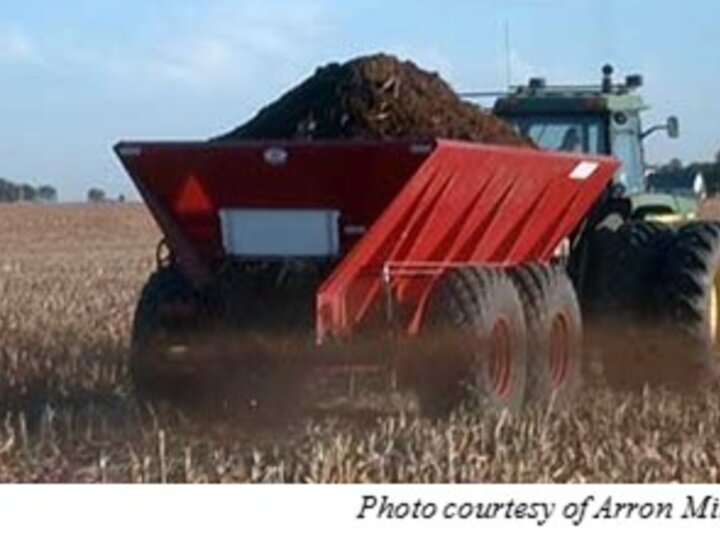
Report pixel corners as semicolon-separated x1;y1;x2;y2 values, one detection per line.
630;192;699;223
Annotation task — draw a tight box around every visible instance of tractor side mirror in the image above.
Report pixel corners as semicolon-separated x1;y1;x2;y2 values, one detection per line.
642;116;681;140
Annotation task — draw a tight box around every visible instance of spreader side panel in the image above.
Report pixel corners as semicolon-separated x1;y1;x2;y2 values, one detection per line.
317;140;619;341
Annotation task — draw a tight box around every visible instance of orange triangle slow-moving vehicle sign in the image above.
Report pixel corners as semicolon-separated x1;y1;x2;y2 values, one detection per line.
175;174;213;214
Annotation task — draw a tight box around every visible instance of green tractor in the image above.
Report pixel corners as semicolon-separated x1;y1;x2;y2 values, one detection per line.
492;64;698;222
472;66;720;387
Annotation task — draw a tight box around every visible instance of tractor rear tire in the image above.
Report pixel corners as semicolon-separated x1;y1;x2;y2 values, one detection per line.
653;220;720;381
578;220;674;388
582;220;670;318
510;263;583;407
415;267;527;417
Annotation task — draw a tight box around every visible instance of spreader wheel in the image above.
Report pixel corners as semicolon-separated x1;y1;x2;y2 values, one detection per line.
130;267;205;401
415;267;527;416
510;263;583;406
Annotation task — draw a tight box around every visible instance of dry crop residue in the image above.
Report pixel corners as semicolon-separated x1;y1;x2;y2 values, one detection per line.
2;204;720;482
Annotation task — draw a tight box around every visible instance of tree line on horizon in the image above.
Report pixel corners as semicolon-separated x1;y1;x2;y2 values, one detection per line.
0;178;126;204
654;149;720;194
2;148;719;204
0;178;58;203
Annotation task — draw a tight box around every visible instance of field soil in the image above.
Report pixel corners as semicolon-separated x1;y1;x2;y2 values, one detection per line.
2;203;720;482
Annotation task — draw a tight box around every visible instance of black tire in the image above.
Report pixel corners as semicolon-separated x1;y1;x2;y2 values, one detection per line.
130;267;204;400
509;263;583;406
414;267;527;416
582;220;670;318
132;263;321;413
653;220;720;380
573;220;673;388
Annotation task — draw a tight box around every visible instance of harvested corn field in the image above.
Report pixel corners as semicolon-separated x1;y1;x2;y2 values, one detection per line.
2;204;720;482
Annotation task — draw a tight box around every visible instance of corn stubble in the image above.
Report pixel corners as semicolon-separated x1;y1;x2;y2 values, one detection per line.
2;204;720;483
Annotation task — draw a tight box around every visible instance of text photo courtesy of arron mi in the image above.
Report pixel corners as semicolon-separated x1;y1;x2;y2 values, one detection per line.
356;494;720;525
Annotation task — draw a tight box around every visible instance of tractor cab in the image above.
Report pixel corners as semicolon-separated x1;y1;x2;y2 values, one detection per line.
490;65;687;219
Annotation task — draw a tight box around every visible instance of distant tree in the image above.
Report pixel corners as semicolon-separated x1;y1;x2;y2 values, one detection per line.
37;185;58;203
118;194;126;203
0;178;58;203
87;187;106;203
0;178;17;202
667;158;683;171
18;184;37;202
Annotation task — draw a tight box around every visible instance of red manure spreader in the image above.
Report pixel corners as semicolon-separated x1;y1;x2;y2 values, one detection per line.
115;138;719;415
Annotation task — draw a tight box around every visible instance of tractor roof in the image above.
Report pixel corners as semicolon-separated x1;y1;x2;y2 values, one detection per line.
493;86;647;116
491;66;649;116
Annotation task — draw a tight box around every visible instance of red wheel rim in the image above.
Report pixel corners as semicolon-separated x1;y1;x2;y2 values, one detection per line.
549;312;570;386
489;318;512;397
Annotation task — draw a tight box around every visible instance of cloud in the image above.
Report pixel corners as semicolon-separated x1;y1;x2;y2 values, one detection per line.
0;26;39;64
24;0;329;96
143;0;328;88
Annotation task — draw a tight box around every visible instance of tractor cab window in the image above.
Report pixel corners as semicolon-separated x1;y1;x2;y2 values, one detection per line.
609;112;645;194
507;115;608;155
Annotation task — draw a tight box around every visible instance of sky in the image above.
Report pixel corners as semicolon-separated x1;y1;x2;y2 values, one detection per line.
1;0;719;201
